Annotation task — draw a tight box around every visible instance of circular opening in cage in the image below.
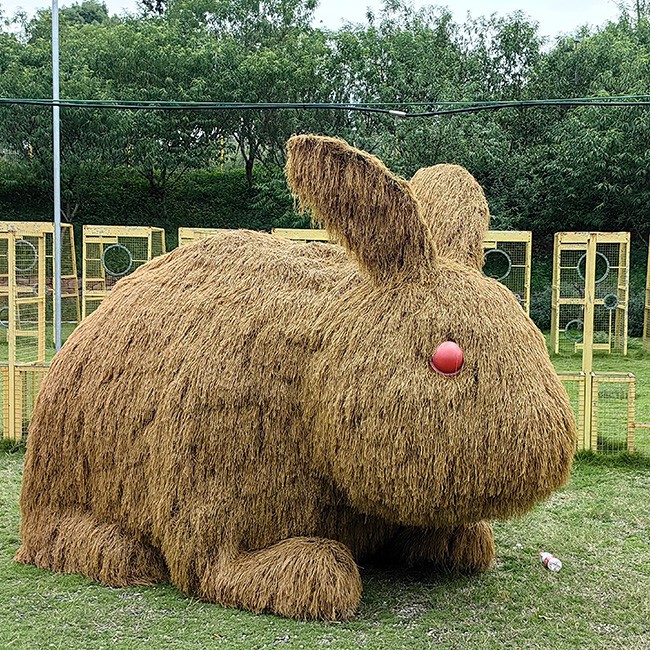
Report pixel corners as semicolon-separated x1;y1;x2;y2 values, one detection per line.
564;319;584;343
101;244;133;277
603;293;619;310
483;248;512;281
0;306;8;328
576;251;609;284
15;239;38;273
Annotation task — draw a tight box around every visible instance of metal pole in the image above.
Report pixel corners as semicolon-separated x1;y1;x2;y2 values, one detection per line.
52;0;62;351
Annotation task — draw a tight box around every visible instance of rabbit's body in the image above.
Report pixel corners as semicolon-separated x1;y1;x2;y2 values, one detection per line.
17;137;576;620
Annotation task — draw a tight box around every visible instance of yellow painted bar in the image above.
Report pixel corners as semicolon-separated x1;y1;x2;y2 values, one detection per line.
484;230;532;243
1;366;8;438
6;232;16;441
37;235;46;362
589;374;598;452
178;227;226;246
0;222;53;235
83;225;157;238
524;233;532;315
628;378;636;453
580;235;597;451
272;228;334;242
550;233;561;354
556;231;631;244
69;226;81;324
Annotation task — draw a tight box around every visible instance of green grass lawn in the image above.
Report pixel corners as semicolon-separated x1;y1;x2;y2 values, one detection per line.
0;450;648;649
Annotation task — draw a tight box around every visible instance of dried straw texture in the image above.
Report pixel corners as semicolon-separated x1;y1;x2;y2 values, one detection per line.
410;164;490;270
286;134;436;283
18;136;575;622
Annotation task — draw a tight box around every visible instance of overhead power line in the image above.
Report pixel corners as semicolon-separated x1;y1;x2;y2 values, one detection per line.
1;96;650;116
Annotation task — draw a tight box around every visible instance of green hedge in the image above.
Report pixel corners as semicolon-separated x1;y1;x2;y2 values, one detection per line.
0;161;304;250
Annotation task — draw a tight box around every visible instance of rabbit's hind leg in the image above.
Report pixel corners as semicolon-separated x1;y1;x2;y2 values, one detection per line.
15;509;167;586
385;521;495;573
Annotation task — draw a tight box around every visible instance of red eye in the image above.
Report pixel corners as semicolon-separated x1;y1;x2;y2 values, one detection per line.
430;341;464;377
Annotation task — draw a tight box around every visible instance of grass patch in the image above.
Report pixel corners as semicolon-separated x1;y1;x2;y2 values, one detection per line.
1;451;649;649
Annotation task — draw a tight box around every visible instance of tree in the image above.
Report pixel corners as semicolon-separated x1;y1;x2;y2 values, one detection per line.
76;18;223;205
516;16;650;238
0;10;122;221
166;0;332;188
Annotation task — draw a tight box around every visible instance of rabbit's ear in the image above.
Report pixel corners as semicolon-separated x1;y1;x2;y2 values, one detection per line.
286;135;436;283
410;164;490;270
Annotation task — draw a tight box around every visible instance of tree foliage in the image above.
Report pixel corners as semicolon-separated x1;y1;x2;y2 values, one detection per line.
0;0;648;247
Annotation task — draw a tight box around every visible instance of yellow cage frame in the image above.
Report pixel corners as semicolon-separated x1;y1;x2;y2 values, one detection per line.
82;225;166;319
177;227;228;247
550;232;630;356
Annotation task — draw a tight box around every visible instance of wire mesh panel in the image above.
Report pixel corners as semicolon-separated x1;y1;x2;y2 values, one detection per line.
590;373;635;454
82;226;166;318
178;227;228;247
551;232;630;355
0;222;80;353
482;231;532;314
0;364;49;442
0;230;46;365
558;371;635;454
151;229;166;258
558;372;585;451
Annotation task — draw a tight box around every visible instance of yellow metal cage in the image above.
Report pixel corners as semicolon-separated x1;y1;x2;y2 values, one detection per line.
482;230;532;314
559;371;636;454
551;232;630;356
0;221;79;441
82;225;166;318
0;221;80;358
178;227;229;247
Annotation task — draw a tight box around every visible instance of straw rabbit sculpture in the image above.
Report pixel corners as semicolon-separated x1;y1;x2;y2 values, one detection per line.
17;135;576;621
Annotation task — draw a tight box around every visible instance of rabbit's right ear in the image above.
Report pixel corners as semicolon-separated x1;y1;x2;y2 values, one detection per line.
286;135;436;283
410;164;490;270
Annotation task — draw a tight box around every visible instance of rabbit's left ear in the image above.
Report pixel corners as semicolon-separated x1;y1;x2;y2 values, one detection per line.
286;135;436;283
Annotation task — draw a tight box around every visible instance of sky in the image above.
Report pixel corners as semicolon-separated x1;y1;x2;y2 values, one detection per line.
0;0;624;39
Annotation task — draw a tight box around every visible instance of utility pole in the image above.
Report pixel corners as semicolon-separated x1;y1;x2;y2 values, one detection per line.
52;0;62;351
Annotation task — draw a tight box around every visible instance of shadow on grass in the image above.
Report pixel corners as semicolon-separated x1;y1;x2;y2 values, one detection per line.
0;439;25;454
357;562;475;619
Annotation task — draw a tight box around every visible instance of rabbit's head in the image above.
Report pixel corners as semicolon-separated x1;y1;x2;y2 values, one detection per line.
286;135;575;528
